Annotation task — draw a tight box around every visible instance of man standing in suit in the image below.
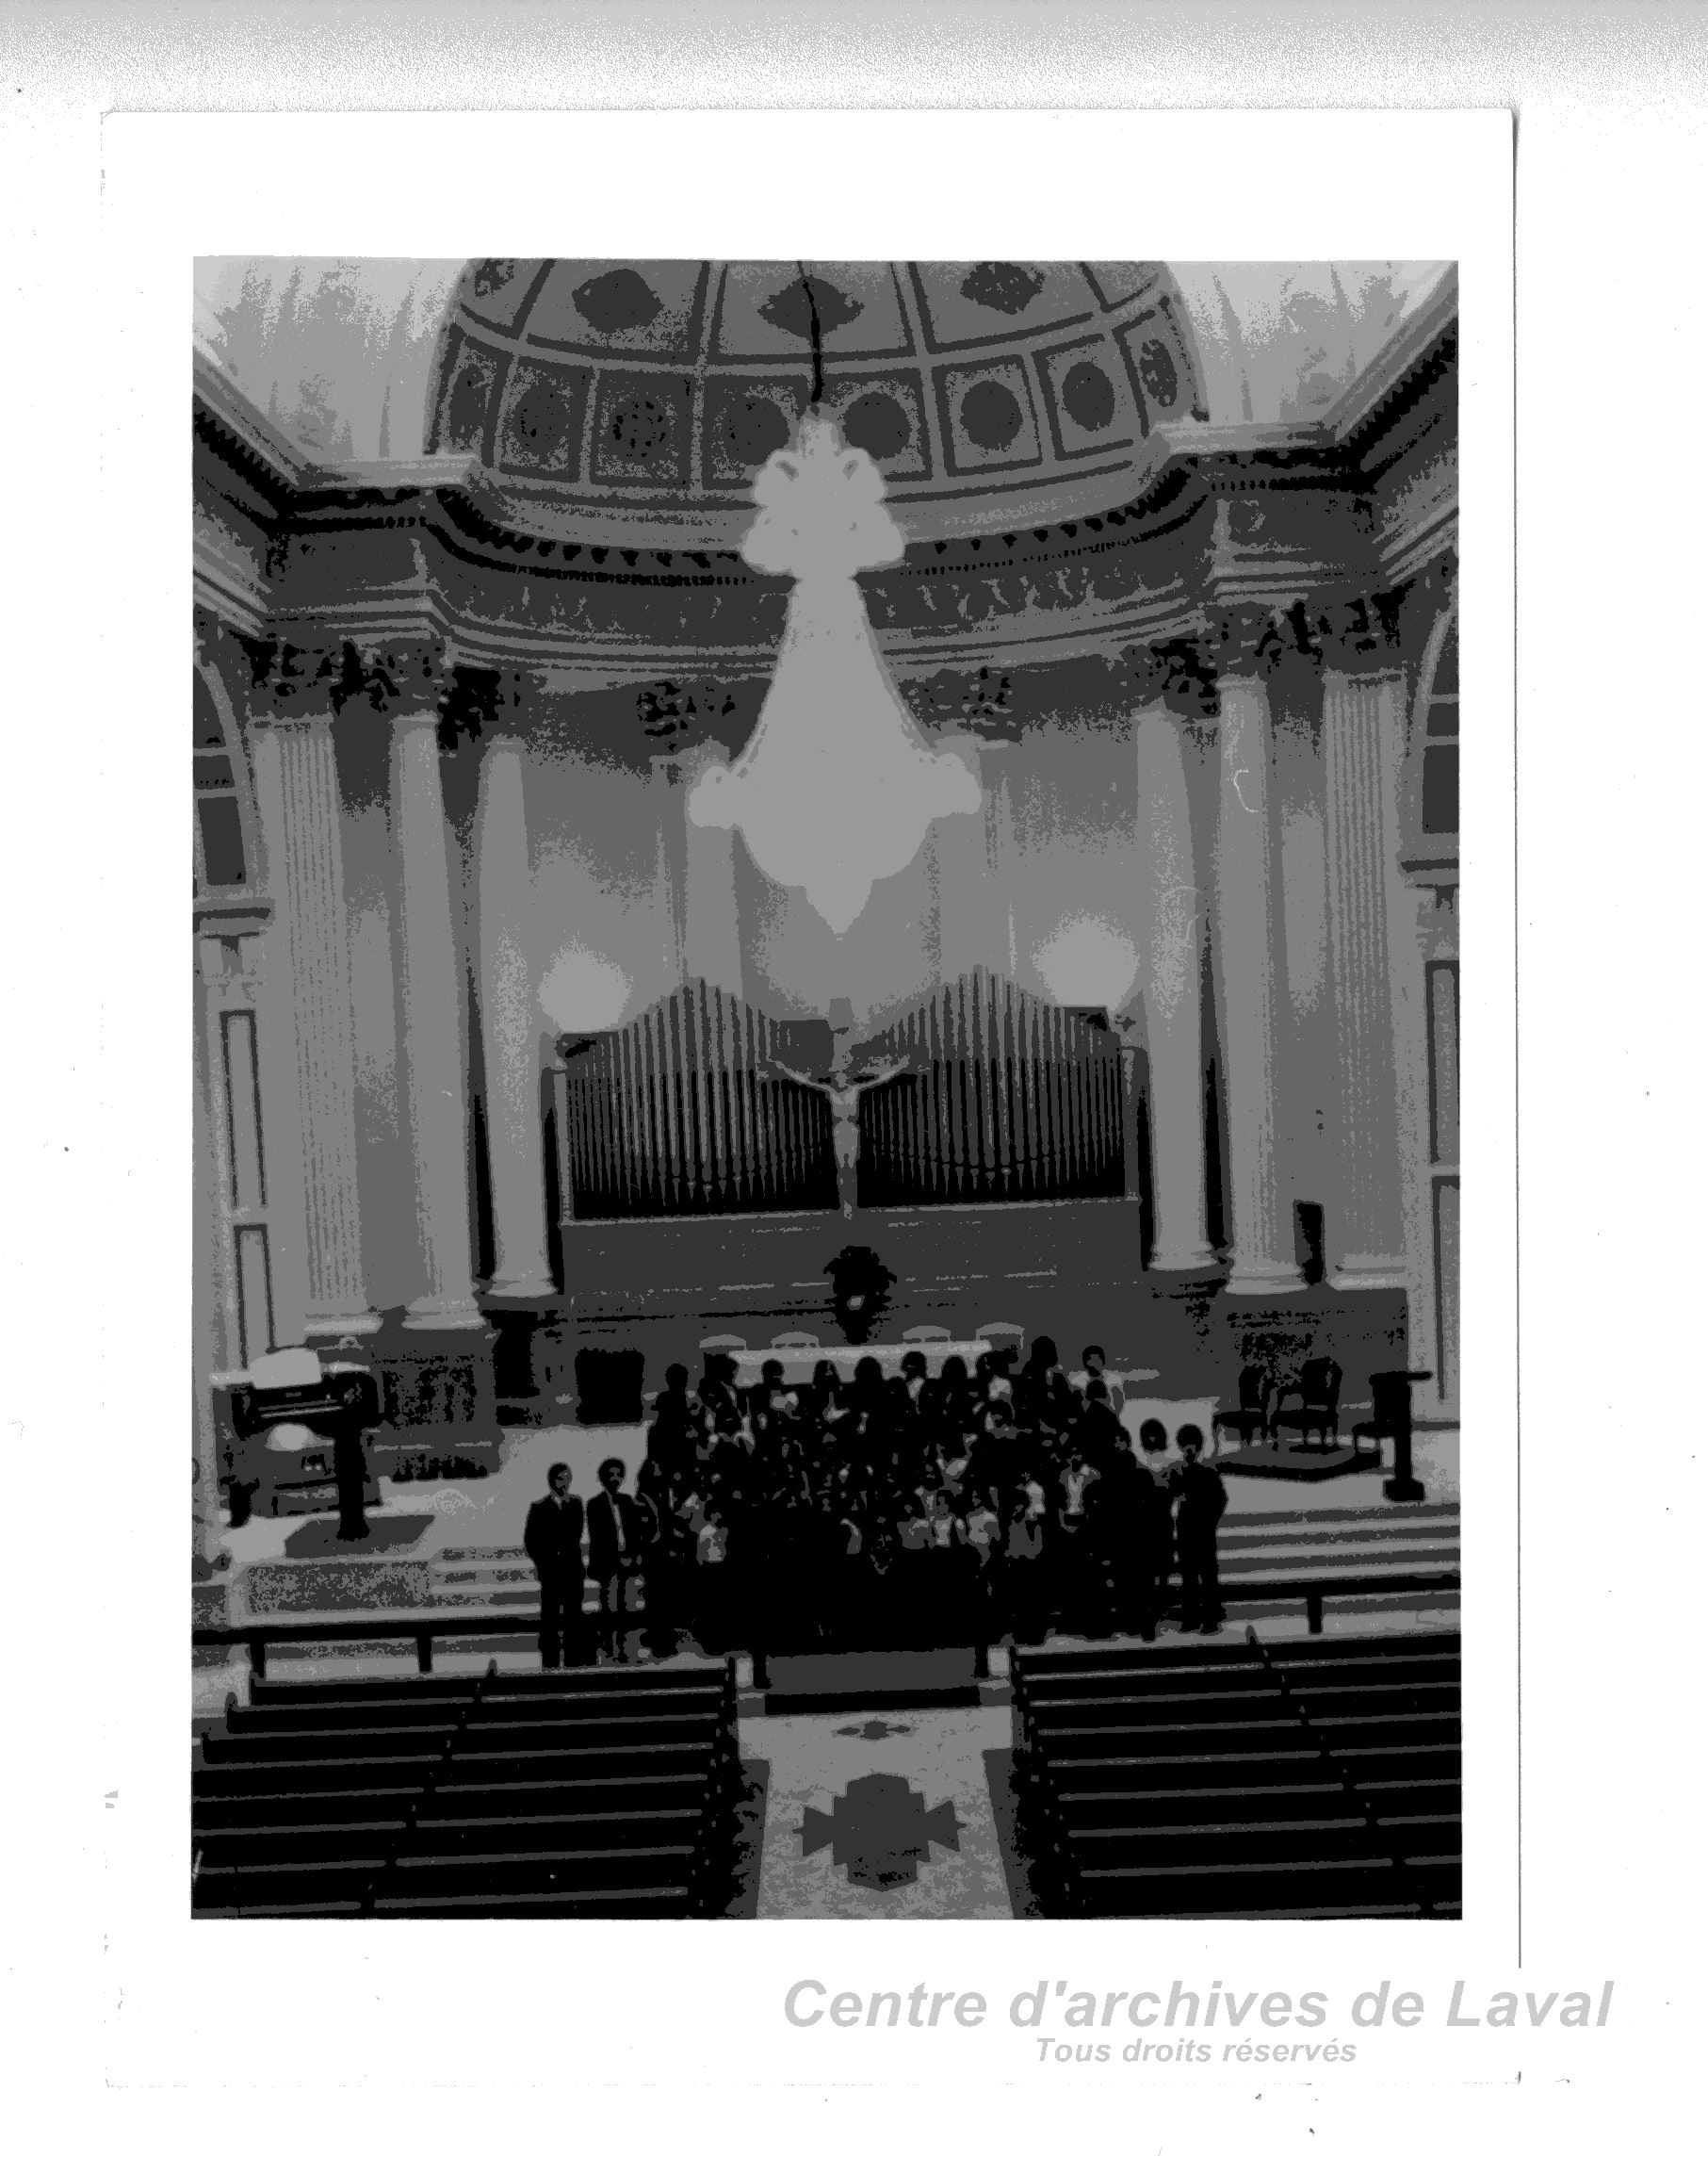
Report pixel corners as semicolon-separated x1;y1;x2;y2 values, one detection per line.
587;1456;652;1663
523;1462;586;1670
1170;1425;1228;1634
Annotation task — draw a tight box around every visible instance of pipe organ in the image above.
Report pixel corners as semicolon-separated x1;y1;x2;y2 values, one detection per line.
856;968;1125;1207
553;981;838;1219
552;968;1127;1223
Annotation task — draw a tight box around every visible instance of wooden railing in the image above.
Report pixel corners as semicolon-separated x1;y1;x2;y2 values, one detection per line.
193;1570;1459;1687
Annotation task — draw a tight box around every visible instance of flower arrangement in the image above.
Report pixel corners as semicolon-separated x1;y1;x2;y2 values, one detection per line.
824;1244;896;1345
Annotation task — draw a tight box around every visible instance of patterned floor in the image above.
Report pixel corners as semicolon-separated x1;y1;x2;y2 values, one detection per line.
740;1705;1024;1920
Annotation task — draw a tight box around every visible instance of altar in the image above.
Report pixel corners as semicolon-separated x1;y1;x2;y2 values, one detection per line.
715;1339;1162;1392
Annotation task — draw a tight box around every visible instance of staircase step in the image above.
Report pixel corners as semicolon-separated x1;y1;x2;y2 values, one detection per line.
428;1587;546;1609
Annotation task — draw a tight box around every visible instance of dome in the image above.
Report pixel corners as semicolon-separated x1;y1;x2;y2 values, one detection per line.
192;256;1453;547
421;259;1210;545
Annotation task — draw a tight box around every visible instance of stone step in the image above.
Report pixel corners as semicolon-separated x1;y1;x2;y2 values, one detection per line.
430;1585;552;1610
1219;1544;1460;1577
431;1565;539;1588
1200;1502;1458;1528
1218;1516;1459;1545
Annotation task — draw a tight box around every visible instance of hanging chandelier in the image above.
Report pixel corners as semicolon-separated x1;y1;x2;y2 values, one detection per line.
688;270;981;936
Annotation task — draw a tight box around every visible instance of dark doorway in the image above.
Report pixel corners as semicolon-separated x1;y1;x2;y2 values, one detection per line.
1293;1201;1326;1285
1203;1058;1227;1256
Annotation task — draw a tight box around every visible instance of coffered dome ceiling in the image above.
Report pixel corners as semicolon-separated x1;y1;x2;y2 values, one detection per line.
425;260;1207;543
195;257;1452;548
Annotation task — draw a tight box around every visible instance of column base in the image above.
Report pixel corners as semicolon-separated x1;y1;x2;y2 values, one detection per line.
1330;1256;1409;1293
1224;1259;1308;1298
1383;1476;1427;1504
402;1296;488;1332
303;1306;382;1340
485;1301;574;1427
1148;1245;1220;1274
482;1275;560;1304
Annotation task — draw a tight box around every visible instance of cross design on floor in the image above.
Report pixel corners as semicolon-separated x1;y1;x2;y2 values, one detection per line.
800;1773;962;1890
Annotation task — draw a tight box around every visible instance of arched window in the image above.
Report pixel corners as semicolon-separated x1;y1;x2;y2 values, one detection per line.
1419;609;1458;836
193;669;250;894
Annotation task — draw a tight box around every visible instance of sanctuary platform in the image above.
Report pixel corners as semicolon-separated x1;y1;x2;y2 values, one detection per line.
559;1200;1407;1401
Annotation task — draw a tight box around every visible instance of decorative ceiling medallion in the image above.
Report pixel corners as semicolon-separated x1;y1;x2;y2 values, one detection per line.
592;371;691;485
960;261;1047;316
1137;337;1179;410
840;389;913;461
821;371;931;480
496;361;589;475
572;267;664;335
757;272;864;342
439;339;499;455
960;379;1025;452
1062;359;1116;432
936;357;1043;474
704;377;807;483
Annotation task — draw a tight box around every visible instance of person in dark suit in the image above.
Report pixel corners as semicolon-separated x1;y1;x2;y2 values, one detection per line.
1170;1425;1228;1633
523;1462;586;1669
587;1456;652;1663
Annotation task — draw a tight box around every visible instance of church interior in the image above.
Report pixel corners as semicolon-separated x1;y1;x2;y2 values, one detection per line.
191;256;1462;1920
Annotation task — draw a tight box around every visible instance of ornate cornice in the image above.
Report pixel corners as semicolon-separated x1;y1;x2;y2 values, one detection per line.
1325;269;1460;470
192;302;1456;705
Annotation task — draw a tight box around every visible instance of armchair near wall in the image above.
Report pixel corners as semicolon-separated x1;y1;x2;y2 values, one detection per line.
1211;1364;1274;1453
1269;1358;1343;1449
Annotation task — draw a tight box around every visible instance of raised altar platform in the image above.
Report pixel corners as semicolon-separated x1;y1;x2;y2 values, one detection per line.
561;1201;1407;1405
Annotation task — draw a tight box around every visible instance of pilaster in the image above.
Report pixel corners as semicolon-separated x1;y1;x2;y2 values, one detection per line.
1210;611;1306;1296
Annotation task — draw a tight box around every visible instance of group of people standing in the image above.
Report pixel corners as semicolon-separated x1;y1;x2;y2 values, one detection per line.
522;1335;1231;1669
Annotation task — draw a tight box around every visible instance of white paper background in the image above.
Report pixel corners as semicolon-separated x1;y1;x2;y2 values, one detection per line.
3;7;1700;2149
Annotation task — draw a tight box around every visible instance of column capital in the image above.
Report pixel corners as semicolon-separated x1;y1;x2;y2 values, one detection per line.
246;637;333;719
897;662;1020;741
1309;590;1408;677
1206;599;1328;688
1118;634;1218;721
636;674;740;752
248;632;456;722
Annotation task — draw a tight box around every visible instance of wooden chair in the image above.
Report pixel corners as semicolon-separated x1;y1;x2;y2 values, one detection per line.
770;1331;820;1350
1270;1358;1343;1449
1211;1364;1273;1453
902;1325;952;1344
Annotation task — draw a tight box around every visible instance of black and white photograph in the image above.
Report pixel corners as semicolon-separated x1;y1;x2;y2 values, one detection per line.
188;251;1463;1923
8;8;1703;2150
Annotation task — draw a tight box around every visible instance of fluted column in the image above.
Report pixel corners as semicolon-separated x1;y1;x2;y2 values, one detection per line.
393;710;483;1330
1212;673;1305;1295
681;744;745;998
1322;669;1407;1287
249;713;377;1336
476;735;554;1299
1135;705;1215;1268
931;736;1000;979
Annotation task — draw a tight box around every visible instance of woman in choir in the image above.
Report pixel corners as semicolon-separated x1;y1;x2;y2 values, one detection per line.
1000;1490;1047;1644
